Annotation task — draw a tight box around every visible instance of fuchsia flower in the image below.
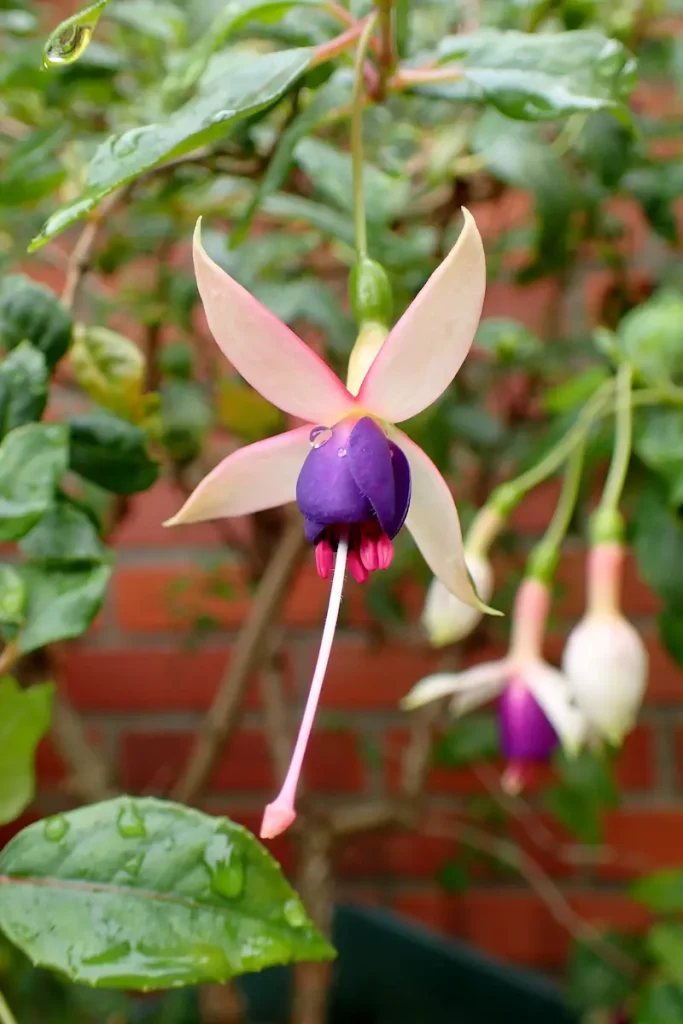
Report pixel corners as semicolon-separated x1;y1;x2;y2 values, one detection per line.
402;577;586;791
168;213;491;837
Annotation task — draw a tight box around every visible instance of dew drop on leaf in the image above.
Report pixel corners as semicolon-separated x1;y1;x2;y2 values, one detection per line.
43;814;69;842
116;801;147;838
309;426;332;449
283;898;307;929
123;852;145;877
203;830;245;899
43;24;94;67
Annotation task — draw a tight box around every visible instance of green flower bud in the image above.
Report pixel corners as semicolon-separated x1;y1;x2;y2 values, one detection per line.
349;258;392;327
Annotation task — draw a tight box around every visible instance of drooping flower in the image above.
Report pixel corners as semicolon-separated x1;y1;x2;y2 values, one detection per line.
167;212;491;837
422;551;493;646
403;576;585;791
562;542;647;746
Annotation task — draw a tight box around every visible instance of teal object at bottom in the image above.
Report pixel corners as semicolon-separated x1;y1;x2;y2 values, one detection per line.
238;904;578;1024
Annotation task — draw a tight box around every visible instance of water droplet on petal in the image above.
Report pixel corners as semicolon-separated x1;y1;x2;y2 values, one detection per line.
44;814;69;842
309;426;332;449
203;830;245;898
337;447;347;458
283;898;307;929
117;802;146;838
43;23;94;67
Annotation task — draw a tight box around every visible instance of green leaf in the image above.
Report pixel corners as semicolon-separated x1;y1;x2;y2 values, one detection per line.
472;110;576;273
648;923;683;985
0;678;53;826
17;562;112;654
545;748;618;844
617;291;683;389
577;110;635;188
635;408;683;507
632;480;683;608
437;859;470;894
632;870;683;913
19;499;106;565
433;713;500;768
567;932;641;1011
0;342;48;438
544;367;611;414
42;0;111;68
544;784;603;845
69;410;159;495
70;325;148;423
160;381;214;464
163;0;320;108
294;138;409;225
30;48;312;250
0;276;72;369
0;424;68;542
432;30;636;120
474;317;542;365
636;980;683;1024
233;71;350;244
0;566;27;627
0;797;334;988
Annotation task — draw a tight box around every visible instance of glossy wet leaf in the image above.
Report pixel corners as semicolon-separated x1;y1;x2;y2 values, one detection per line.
19;499;106;565
69;410;159;495
632;869;683;912
0;341;48;438
0;276;72;369
0;798;334;988
0;424;68;542
70;325;148;423
42;0;111;68
17;561;112;653
163;0;320;108
30;48;312;250
0;678;53;826
432;30;636;120
0;565;27;627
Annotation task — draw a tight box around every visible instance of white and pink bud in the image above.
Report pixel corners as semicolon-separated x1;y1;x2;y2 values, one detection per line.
422;551;494;646
562;543;647;746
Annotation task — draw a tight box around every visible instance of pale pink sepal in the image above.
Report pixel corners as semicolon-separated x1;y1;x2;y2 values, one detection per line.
525;661;587;755
401;660;507;711
357;208;486;423
165;426;312;526
193;219;356;425
390;427;500;613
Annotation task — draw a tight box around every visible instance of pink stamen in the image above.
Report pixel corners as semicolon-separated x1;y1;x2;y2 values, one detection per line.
315;539;334;579
359;533;379;572
348;549;369;583
376;533;393;570
261;534;349;840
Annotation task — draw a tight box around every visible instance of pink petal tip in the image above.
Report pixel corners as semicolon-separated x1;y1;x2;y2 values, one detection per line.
260;800;297;839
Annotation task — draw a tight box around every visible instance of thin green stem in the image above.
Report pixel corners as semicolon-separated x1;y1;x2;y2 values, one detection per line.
351;11;378;259
526;443;585;583
492;380;615;515
600;362;634;514
0;991;17;1024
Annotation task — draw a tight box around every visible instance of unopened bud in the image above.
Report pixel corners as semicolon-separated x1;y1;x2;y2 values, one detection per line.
346;321;388;396
349;257;392;326
422;553;493;647
562;612;647;745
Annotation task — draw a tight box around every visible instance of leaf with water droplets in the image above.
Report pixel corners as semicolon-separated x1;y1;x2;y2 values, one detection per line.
0;678;54;826
0;797;334;988
42;0;111;68
425;30;636;121
30;48;312;251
